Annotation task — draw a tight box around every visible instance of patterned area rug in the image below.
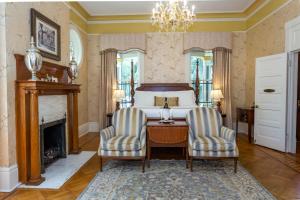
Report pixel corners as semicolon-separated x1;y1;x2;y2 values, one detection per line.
78;160;275;200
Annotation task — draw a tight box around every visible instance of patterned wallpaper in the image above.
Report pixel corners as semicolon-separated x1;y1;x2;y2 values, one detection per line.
246;0;300;106
144;33;186;83
231;32;247;119
75;28;88;126
0;3;9;167
87;35;101;123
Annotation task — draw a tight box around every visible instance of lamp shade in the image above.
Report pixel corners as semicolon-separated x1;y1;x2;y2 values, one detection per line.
210;89;224;101
114;89;125;101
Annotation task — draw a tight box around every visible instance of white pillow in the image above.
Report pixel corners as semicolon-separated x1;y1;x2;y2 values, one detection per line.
134;91;162;107
161;90;196;106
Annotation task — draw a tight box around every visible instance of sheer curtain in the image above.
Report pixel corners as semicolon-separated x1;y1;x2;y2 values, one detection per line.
213;47;232;127
99;49;117;129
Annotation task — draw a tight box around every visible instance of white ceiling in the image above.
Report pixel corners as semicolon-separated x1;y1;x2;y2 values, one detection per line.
79;0;256;16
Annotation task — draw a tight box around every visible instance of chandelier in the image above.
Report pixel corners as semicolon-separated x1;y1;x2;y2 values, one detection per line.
151;0;196;32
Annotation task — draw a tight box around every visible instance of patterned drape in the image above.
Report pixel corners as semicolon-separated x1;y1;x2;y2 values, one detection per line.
100;33;146;51
183;32;232;51
99;49;117;129
213;47;232;127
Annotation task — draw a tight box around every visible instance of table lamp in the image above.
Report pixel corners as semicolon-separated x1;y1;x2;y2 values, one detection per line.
210;89;224;113
114;89;125;110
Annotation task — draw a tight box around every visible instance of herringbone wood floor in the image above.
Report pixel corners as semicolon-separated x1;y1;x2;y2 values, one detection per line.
1;133;300;200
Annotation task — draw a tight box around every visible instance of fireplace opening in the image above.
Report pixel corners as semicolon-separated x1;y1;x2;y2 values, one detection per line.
40;118;66;173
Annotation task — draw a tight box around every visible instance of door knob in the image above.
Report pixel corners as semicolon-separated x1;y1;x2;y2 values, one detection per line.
255;105;259;108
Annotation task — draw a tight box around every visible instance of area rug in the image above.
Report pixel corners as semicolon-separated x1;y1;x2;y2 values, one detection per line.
19;151;96;189
78;160;275;200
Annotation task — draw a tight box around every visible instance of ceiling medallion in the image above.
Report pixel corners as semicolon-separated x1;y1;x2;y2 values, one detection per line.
151;0;196;32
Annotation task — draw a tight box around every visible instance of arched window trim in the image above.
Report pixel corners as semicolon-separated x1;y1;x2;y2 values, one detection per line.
69;25;83;66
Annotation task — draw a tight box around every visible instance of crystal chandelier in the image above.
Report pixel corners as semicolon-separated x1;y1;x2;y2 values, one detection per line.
151;0;196;32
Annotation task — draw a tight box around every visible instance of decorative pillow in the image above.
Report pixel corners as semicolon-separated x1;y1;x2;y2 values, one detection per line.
154;96;179;107
161;90;196;106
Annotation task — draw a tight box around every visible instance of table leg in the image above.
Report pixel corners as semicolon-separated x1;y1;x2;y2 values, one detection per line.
147;146;151;168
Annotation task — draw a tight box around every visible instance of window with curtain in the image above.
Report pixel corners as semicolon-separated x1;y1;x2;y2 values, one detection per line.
190;51;213;107
117;50;143;108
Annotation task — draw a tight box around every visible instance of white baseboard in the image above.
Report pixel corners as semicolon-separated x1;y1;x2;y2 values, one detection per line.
0;164;20;192
79;122;100;137
79;123;89;137
88;122;100;133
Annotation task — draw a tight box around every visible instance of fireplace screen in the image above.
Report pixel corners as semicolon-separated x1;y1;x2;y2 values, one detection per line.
40;118;66;173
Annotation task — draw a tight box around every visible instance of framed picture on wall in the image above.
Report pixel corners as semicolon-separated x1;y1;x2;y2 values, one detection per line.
30;8;61;61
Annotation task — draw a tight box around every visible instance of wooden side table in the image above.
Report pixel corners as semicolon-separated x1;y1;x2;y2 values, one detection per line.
146;121;189;168
236;107;254;143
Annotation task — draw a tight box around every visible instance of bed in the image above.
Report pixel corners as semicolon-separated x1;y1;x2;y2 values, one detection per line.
133;83;198;119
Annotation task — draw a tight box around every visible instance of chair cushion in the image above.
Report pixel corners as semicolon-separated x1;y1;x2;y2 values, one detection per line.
192;136;235;151
103;135;141;151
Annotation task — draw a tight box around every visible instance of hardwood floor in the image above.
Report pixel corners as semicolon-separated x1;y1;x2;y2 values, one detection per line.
1;133;300;200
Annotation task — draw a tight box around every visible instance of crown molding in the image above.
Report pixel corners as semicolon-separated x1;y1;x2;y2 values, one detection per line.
67;0;292;33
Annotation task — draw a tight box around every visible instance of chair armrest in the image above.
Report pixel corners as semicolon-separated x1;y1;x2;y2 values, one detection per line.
188;127;196;146
221;126;236;143
100;126;115;146
140;126;147;147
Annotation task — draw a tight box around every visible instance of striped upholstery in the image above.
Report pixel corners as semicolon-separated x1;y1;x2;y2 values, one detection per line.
192;136;235;151
99;108;147;157
187;107;239;157
112;107;146;137
103;136;141;151
187;107;222;137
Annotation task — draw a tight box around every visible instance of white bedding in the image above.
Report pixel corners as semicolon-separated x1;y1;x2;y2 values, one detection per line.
134;106;197;118
134;90;197;118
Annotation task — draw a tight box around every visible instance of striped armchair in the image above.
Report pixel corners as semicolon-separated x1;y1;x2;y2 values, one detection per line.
98;107;147;172
186;107;239;172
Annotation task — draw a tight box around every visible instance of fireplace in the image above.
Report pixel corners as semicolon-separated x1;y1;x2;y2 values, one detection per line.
40;118;67;173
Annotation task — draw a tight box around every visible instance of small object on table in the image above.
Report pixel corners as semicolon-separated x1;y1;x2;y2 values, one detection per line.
159;119;175;124
147;120;189;168
236;107;254;143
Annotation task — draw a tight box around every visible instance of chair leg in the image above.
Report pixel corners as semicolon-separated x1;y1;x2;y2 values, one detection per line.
99;156;102;172
190;157;193;172
186;149;189;169
234;158;238;173
142;158;145;173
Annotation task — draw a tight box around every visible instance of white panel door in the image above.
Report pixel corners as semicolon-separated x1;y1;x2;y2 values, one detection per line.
254;53;287;152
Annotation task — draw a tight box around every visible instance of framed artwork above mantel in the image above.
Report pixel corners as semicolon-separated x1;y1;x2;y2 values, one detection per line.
30;8;61;61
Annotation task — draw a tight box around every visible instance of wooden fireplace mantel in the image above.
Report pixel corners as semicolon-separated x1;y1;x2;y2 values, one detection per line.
15;54;81;185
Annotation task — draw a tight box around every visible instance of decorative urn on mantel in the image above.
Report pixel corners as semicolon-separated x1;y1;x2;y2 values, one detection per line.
68;56;79;83
25;37;43;81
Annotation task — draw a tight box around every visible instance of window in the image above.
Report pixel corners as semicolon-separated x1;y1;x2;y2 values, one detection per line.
190;51;213;107
69;28;83;65
117;50;143;108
